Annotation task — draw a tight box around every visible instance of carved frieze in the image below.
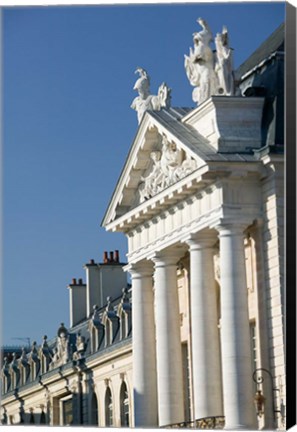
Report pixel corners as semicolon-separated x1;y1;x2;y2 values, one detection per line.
138;134;198;203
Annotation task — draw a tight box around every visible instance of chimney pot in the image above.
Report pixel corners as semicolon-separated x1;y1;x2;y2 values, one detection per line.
78;278;83;285
115;250;119;263
103;251;109;263
72;278;77;285
109;251;114;262
90;259;95;264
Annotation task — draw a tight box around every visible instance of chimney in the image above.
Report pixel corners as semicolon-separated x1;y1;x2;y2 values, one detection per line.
89;259;95;265
85;249;127;316
115;250;119;263
68;278;86;327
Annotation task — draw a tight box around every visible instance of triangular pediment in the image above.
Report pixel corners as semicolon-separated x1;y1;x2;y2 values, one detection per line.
102;107;215;230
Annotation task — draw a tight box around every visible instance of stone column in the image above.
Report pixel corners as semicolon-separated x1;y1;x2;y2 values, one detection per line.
216;223;256;430
130;262;158;427
187;232;223;420
153;252;184;427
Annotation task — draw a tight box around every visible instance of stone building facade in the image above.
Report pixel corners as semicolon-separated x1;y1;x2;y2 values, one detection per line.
1;22;285;430
1;251;133;427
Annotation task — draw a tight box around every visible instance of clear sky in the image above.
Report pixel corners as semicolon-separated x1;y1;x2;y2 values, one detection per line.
2;1;285;347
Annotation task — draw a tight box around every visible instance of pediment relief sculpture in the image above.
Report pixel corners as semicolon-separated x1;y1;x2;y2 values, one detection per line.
131;67;171;124
139;135;198;203
184;18;234;105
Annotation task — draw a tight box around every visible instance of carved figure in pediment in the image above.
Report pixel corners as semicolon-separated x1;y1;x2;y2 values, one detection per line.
131;68;171;124
215;26;234;96
139;151;163;202
175;154;198;179
160;136;183;186
140;135;199;202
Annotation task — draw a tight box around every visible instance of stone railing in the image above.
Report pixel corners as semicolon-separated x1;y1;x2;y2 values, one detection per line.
164;416;225;429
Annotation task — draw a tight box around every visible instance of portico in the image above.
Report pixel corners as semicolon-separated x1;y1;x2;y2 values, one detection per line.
125;216;258;428
102;92;266;429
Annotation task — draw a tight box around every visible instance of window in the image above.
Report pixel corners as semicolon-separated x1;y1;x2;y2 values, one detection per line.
105;386;113;427
182;343;192;422
91;392;99;426
40;410;46;424
59;395;73;426
105;320;111;347
250;320;258;390
120;382;130;426
120;311;127;340
29;410;35;424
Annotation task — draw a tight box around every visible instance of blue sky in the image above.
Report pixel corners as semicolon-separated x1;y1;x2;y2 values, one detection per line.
2;2;285;347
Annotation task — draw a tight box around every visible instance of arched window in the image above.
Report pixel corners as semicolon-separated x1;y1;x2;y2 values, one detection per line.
105;386;113;427
29;410;35;424
120;382;130;426
40;410;46;424
90;392;99;426
105;320;111;347
91;327;97;352
120;311;127;340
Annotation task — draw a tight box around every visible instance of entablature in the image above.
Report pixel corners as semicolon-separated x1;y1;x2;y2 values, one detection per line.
105;161;263;234
125;172;263;264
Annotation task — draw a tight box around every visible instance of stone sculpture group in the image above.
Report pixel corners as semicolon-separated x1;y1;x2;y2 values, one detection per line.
139;135;197;203
131;18;235;202
131;18;235;124
184;18;234;105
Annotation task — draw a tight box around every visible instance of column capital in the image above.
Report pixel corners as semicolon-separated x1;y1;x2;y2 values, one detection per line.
185;230;217;250
126;261;154;279
151;250;182;267
212;218;251;237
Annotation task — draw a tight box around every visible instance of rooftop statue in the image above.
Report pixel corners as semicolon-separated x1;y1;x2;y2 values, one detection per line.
215;26;234;96
184;18;234;105
131;67;171;124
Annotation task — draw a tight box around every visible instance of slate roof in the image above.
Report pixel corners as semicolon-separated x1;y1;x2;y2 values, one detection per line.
150;108;259;162
235;22;285;80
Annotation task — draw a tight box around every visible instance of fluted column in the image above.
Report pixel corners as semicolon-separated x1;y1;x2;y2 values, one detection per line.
130;262;158;427
153;251;184;427
216;223;256;430
187;232;223;420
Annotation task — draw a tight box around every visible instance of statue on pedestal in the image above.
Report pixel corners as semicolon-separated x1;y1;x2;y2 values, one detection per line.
184;18;235;105
215;26;234;96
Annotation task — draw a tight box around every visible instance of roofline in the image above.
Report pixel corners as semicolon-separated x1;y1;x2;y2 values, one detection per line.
240;50;284;82
101;112;152;227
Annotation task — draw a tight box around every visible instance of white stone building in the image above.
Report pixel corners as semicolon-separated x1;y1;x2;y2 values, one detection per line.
1;22;285;430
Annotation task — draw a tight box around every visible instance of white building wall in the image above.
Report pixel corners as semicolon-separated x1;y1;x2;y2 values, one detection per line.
261;159;285;428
